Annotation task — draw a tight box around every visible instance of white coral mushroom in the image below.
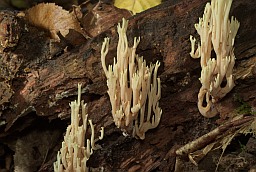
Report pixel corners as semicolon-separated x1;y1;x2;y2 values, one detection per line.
190;0;240;118
101;18;162;139
53;84;104;172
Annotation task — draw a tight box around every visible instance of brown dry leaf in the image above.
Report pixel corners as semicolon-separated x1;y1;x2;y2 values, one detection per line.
81;2;132;37
25;3;83;40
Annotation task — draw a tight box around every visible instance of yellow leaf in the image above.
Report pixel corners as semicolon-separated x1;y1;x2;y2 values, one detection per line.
114;0;161;15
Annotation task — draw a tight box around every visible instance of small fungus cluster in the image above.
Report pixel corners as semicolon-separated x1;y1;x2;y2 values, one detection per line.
101;18;162;139
190;0;240;117
54;84;104;172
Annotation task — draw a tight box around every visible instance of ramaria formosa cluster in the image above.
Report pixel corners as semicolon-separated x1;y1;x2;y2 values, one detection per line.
101;18;162;139
54;84;104;172
190;0;240;118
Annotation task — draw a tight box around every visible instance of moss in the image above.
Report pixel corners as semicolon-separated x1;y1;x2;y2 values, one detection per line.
235;95;256;115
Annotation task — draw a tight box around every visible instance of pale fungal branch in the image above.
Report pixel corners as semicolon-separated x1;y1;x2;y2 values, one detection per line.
101;18;162;139
190;0;240;118
53;84;104;172
101;37;110;76
189;35;200;59
99;127;104;140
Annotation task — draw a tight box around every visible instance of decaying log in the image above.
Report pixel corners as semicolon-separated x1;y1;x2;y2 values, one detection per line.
0;0;255;171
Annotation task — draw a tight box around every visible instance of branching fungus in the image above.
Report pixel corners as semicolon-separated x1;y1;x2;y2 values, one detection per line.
53;84;104;172
190;0;240;118
101;18;162;139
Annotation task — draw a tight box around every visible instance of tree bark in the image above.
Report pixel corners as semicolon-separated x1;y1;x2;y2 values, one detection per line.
0;0;255;171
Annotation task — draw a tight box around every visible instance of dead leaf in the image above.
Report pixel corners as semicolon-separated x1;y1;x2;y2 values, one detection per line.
25;3;83;41
114;0;161;14
81;2;132;37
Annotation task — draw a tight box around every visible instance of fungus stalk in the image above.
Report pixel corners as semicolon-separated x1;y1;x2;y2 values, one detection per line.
101;18;162;139
190;0;240;117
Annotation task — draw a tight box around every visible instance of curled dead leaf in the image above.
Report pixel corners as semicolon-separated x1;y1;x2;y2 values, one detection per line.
25;3;83;41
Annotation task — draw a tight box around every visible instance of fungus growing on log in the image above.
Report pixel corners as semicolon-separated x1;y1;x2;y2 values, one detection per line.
101;18;162;139
53;84;104;172
190;0;240;118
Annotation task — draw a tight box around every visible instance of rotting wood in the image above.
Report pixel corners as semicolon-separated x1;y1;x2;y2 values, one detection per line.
0;0;255;171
